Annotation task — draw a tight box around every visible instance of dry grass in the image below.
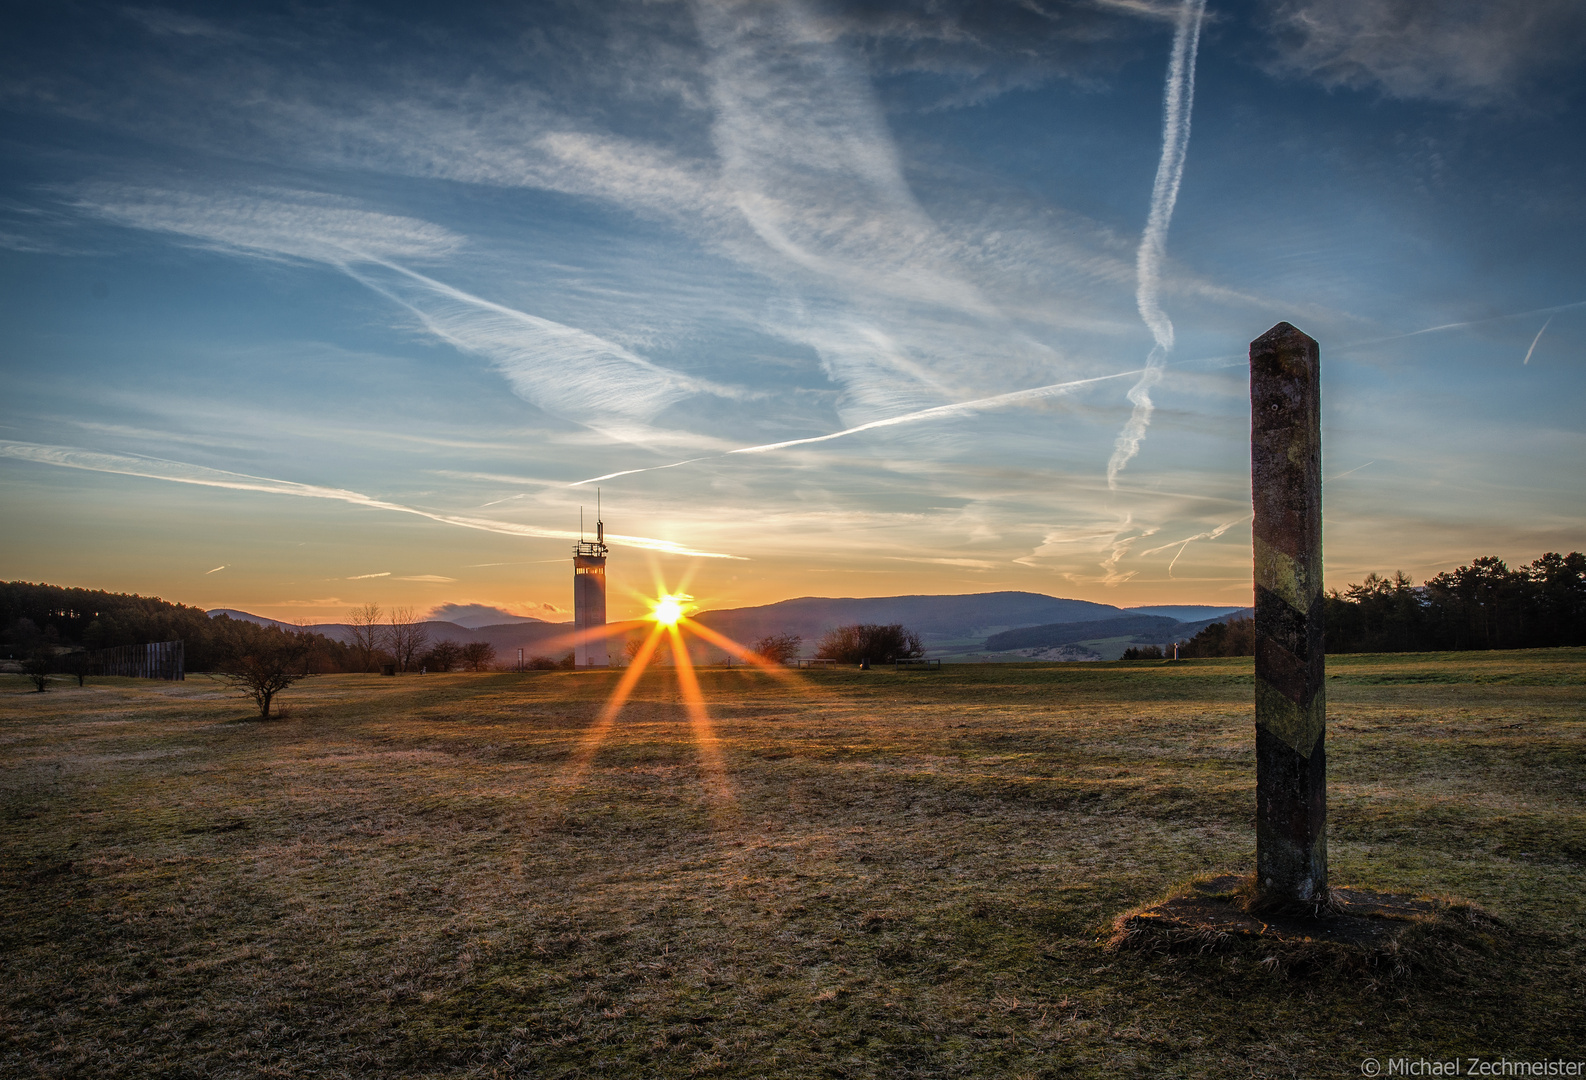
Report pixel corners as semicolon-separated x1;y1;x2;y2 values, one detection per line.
2;649;1583;1077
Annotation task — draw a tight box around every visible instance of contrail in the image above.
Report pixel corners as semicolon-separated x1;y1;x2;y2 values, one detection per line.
1107;0;1208;490
0;440;744;559
1344;299;1584;349
204;565;227;574
1326;460;1374;482
570;368;1139;487
1523;318;1552;365
1139;515;1245;577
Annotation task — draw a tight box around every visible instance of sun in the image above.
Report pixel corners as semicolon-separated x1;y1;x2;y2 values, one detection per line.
650;593;689;626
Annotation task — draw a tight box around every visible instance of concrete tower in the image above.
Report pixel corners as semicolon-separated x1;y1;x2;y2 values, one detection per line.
573;505;609;667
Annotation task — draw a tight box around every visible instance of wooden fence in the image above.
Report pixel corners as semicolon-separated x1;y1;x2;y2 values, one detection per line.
86;640;185;681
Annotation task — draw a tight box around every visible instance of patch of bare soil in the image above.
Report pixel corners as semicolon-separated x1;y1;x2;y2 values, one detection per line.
1108;874;1510;981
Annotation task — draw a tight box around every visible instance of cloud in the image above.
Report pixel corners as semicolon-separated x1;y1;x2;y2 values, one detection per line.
0;440;745;559
345;258;734;427
1262;0;1586;104
73;184;463;263
397;575;456;583
347;572;391;579
425;602;561;626
72;184;742;430
885;556;999;569
1017;514;1161;586
123;7;237;40
798;0;1166;107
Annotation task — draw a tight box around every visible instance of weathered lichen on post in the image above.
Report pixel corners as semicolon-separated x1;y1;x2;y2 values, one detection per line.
1250;321;1327;907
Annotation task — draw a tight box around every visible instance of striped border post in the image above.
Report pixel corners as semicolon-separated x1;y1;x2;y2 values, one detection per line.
1251;322;1327;905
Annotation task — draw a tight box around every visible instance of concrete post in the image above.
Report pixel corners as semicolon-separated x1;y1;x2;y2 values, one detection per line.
1250;322;1327;905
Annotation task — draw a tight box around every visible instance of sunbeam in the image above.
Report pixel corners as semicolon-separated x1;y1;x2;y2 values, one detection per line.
667;623;733;803
561;620;667;786
560;583;812;802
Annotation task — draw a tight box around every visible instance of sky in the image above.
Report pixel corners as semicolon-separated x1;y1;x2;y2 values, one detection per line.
1;0;1583;624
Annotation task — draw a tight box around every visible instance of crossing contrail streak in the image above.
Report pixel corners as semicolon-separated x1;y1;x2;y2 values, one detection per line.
1107;0;1208;490
569;369;1139;487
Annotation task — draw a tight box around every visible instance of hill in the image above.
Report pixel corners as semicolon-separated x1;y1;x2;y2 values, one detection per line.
207;610;580;662
983;610;1254;656
692;591;1128;651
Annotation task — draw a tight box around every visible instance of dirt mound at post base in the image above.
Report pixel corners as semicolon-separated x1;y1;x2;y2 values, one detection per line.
1107;874;1508;983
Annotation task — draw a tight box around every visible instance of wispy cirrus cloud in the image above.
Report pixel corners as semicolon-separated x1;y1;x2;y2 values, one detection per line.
1263;0;1586;105
0;440;745;559
71;184;743;431
344;258;740;427
73;184;463;262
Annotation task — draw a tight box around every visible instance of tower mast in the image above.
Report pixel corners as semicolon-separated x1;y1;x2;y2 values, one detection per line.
572;495;610;667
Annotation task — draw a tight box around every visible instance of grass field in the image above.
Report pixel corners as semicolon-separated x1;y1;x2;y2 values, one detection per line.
3;650;1583;1078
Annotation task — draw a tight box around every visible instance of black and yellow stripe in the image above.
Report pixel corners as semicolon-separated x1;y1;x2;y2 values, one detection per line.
1250;322;1328;904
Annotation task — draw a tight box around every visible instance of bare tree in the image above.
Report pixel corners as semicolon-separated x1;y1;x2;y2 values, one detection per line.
222;631;314;719
347;603;383;672
423;639;464;672
752;633;802;665
386;606;430;673
460;641;496;671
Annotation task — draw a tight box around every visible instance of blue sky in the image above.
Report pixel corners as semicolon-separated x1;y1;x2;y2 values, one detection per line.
1;0;1582;622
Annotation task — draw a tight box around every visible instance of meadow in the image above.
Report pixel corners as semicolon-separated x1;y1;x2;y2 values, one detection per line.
2;651;1583;1078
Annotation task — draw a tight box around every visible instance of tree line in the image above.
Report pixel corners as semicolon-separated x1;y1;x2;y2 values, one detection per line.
1125;552;1586;659
0;584;503;674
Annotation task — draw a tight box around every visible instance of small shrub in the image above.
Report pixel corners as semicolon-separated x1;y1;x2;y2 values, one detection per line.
752;633;802;665
815;624;924;665
22;649;53;692
221;631;314;719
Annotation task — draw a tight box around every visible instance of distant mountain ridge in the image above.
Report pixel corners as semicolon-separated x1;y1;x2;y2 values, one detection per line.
207;609;578;659
983;610;1252;653
691;591;1128;649
209;592;1251;663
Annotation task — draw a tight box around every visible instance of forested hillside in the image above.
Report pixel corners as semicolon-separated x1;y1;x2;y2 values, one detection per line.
1167;552;1586;658
0;582;353;671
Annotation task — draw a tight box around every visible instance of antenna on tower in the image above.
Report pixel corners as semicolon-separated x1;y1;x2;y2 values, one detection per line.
596;488;603;545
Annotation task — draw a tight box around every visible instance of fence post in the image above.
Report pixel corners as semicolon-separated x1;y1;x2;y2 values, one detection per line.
1250;322;1327;906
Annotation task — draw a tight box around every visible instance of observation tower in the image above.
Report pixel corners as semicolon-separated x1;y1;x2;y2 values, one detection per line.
573;505;609;667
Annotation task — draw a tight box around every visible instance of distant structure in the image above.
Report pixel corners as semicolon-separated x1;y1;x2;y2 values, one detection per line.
573;502;609;667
